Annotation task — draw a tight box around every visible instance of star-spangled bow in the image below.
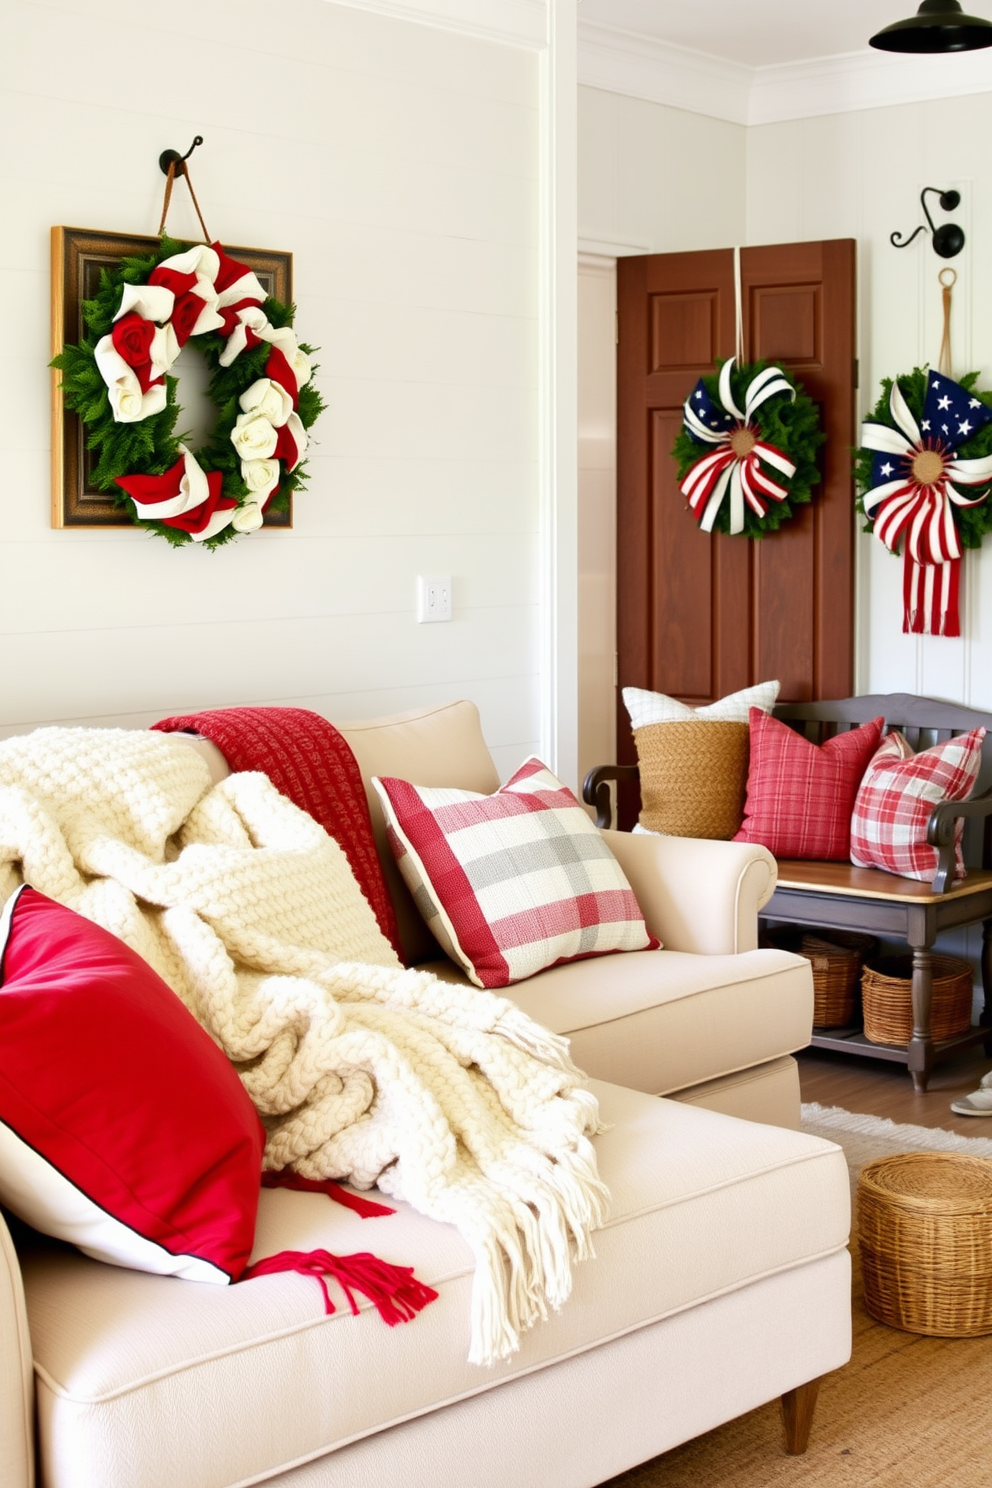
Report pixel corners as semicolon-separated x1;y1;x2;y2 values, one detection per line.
861;371;992;636
680;360;798;535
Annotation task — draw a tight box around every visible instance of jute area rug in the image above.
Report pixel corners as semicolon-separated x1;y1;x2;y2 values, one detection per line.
601;1105;992;1488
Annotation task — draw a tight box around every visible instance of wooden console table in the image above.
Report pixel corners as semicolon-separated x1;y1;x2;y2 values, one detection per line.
761;860;992;1092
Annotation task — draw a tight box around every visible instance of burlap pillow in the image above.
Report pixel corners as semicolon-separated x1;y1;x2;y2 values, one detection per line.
634;719;750;839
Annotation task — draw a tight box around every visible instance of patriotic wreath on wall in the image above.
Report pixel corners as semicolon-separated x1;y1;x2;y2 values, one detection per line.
671;358;823;539
52;236;325;547
855;368;992;637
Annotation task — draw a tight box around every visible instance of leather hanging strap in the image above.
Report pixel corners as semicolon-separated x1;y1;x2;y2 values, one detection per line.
158;159;211;243
937;267;957;378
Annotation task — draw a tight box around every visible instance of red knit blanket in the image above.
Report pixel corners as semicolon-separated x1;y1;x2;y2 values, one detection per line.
152;707;401;957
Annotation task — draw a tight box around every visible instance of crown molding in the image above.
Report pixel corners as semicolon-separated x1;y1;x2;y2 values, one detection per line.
578;235;648;260
577;19;751;125
577;17;992;126
749;45;992;125
323;0;548;49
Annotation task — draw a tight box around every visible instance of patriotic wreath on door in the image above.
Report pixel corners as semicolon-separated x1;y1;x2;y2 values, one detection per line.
855;367;992;637
671;358;823;539
51;236;325;547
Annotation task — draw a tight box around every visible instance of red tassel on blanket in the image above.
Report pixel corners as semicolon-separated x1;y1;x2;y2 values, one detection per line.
261;1170;394;1217
242;1249;438;1326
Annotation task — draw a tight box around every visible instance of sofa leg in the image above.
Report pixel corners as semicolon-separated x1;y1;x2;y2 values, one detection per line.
780;1376;821;1454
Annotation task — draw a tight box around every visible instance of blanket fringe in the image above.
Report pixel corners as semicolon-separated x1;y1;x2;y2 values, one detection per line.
243;1248;438;1325
492;1004;582;1076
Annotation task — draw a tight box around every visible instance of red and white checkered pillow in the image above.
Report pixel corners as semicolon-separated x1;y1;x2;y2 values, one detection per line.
372;758;659;988
733;709;885;860
850;728;986;881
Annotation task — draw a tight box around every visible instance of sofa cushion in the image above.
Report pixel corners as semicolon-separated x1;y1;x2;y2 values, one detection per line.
372;758;657;987
425;945;813;1098
850;727;986;881
734;709;884;860
20;1081;850;1488
0;887;264;1286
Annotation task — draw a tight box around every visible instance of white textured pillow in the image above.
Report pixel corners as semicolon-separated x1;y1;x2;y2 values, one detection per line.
623;681;780;730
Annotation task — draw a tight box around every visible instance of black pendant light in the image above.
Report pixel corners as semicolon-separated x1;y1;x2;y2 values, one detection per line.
870;0;992;52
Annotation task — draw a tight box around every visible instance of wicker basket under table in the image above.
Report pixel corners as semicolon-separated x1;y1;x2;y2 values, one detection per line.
801;931;876;1029
858;1151;992;1337
861;954;974;1046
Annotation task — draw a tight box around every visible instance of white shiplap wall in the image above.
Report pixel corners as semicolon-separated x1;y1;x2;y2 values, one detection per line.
3;0;541;781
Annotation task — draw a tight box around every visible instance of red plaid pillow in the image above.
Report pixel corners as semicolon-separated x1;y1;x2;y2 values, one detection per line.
372;758;658;988
734;710;884;860
850;728;986;881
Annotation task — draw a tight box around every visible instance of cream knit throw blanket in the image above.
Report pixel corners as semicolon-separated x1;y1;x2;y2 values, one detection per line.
0;727;608;1364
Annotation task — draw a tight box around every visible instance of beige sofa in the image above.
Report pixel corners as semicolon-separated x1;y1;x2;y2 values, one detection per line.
0;701;852;1488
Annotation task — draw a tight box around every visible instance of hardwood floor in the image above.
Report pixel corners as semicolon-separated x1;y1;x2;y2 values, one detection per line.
798;1043;992;1133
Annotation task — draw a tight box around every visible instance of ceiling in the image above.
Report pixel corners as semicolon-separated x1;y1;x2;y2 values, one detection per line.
577;0;992;70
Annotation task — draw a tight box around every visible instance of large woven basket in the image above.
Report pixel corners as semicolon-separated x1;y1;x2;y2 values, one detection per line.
634;719;749;839
858;1151;992;1336
861;953;973;1045
765;926;876;1027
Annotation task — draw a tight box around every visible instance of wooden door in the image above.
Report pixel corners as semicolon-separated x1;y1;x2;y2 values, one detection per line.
616;240;856;813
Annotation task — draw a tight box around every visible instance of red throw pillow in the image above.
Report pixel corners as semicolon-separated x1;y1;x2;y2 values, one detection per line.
734;710;884;860
0;886;264;1283
850;728;986;881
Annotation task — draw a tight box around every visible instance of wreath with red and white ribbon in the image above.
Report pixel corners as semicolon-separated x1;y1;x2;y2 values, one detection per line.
671;358;823;539
855;367;992;637
52;236;325;546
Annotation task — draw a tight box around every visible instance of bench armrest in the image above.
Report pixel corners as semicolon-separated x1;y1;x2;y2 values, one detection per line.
0;1213;34;1488
601;828;778;954
928;786;992;893
583;764;639;830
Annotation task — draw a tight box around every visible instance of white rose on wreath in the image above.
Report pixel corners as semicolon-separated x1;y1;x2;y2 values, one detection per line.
239;378;293;427
231;411;280;461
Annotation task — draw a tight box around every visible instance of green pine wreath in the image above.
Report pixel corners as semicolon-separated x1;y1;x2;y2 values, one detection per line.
51;234;325;547
671;358;823;539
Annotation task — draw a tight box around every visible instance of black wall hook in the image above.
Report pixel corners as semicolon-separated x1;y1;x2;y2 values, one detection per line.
891;186;965;259
158;135;204;178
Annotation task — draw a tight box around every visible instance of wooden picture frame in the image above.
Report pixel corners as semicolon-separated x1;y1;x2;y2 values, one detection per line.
51;226;294;529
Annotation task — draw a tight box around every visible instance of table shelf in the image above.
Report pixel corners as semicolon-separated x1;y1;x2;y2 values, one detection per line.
808;1021;992;1068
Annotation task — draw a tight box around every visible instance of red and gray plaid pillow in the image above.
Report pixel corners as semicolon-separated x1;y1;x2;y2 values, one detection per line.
733;709;885;860
372;757;658;988
850;728;986;881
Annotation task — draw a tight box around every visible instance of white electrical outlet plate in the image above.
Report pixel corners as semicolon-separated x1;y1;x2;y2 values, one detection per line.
417;575;452;623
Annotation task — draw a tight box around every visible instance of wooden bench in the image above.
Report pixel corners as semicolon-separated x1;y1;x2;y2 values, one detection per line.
584;693;992;1092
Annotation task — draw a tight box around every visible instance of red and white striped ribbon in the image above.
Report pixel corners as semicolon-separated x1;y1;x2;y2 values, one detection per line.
681;435;794;534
